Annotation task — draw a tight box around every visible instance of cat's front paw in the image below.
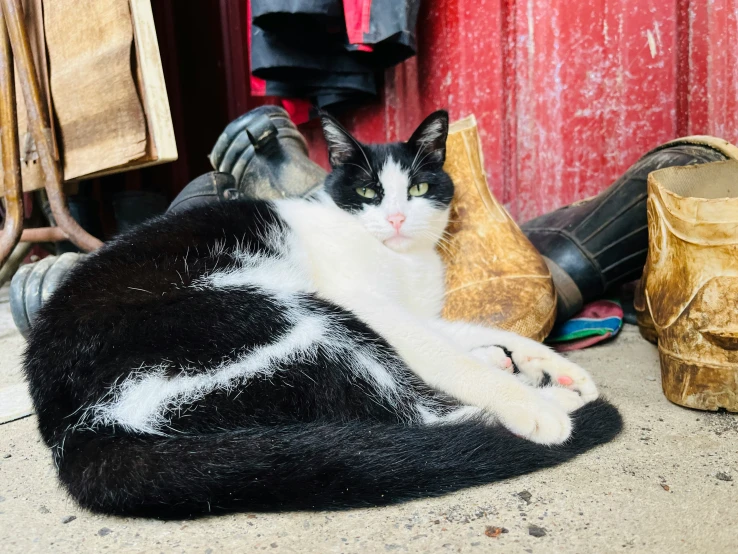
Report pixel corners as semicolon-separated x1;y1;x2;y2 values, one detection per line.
497;395;572;445
470;344;514;372
513;351;599;402
538;386;586;413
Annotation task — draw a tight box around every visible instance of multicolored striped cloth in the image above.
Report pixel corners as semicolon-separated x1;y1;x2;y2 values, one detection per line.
545;299;624;352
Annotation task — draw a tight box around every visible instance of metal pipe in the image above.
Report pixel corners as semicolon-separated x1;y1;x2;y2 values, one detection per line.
20;226;67;242
1;0;102;252
0;6;23;269
0;239;30;285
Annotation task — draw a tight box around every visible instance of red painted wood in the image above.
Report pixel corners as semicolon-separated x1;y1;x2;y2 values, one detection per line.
297;0;738;222
678;0;738;139
510;0;680;219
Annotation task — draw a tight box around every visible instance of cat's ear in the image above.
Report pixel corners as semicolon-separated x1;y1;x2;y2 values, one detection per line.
320;113;364;168
407;110;449;165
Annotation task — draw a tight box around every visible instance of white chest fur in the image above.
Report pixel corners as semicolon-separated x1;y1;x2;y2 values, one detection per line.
277;196;446;319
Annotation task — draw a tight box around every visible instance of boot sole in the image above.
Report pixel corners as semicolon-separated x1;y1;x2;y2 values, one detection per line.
659;347;738;412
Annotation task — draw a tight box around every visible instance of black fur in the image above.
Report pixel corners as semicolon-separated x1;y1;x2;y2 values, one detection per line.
57;399;621;518
540;371;553;387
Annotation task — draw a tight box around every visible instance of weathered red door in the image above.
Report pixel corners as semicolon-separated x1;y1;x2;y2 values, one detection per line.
299;0;738;222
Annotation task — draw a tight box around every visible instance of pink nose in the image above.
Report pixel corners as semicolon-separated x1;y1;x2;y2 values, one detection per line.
387;213;406;231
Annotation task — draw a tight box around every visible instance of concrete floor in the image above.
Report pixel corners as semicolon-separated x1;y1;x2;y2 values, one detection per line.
1;283;736;554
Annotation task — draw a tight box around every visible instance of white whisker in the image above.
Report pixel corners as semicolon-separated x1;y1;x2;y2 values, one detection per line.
411;149;437;176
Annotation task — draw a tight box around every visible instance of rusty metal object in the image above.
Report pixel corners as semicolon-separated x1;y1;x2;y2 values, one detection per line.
20;226;66;242
0;6;23;269
0;239;30;286
637;161;738;411
440;115;556;342
1;0;102;253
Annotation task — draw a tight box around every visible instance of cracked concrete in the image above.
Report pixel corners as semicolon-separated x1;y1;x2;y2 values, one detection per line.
1;284;736;553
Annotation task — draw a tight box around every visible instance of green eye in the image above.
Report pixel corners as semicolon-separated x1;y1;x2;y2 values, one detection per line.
356;186;377;199
409;182;429;197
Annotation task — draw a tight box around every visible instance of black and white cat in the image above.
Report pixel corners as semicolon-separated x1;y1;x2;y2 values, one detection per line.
23;111;621;517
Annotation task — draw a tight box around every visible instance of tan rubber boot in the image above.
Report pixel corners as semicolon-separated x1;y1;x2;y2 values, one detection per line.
440;116;556;342
634;135;738;344
641;160;738;411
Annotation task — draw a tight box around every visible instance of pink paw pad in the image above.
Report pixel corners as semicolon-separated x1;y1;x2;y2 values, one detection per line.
503;357;513;368
557;375;574;386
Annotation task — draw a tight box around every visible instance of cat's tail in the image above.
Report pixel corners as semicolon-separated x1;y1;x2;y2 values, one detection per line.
56;398;621;518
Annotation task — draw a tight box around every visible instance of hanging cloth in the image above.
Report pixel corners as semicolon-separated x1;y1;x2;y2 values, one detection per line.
247;0;421;117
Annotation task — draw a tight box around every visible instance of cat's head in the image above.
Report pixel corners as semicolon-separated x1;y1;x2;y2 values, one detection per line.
321;111;453;253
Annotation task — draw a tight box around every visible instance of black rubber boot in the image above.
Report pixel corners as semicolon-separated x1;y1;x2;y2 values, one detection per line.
9;253;84;338
209;105;326;200
168;106;326;214
521;136;738;322
167;173;239;214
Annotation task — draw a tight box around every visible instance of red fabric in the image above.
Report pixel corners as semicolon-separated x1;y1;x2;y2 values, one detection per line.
547;300;624;352
280;98;313;125
552;332;613;353
343;0;374;49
